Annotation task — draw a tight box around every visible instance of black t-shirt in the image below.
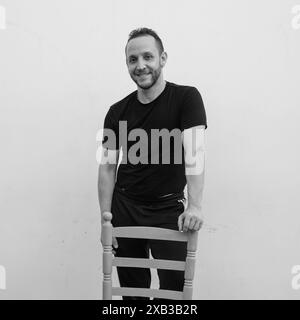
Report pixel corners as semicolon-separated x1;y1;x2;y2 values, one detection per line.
102;81;207;200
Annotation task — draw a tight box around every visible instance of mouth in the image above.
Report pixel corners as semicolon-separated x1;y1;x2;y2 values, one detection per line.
136;73;150;77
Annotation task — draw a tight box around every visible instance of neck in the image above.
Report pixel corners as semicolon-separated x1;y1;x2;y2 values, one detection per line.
137;75;166;104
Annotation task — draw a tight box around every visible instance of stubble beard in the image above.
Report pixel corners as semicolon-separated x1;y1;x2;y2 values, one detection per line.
132;66;162;90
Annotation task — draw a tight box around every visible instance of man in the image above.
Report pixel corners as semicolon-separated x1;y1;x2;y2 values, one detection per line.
98;27;207;300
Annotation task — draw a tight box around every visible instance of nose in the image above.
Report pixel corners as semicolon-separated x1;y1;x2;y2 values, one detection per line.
136;57;146;72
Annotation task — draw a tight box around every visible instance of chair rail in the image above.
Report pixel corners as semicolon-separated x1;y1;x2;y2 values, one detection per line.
113;226;189;242
112;287;183;300
112;257;186;271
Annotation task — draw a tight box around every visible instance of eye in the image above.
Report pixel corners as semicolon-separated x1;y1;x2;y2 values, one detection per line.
144;55;152;60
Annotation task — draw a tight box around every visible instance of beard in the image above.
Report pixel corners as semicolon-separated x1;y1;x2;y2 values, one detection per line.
131;66;162;90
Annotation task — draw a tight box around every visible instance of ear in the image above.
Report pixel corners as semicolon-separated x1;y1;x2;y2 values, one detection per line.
160;51;168;67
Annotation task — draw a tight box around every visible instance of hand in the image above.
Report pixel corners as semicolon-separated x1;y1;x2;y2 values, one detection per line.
100;223;118;255
112;236;118;255
178;205;204;232
100;235;118;255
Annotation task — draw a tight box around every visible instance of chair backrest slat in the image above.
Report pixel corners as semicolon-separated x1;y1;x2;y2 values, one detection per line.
112;257;186;271
112;287;183;300
113;226;188;242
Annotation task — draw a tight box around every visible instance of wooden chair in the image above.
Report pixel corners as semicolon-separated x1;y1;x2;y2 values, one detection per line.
101;211;199;300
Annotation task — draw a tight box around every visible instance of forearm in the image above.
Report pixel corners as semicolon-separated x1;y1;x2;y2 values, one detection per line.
185;152;205;210
98;165;116;221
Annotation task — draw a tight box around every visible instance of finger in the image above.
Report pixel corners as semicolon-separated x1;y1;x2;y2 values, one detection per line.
195;218;204;231
183;216;191;232
178;215;184;231
194;220;202;231
198;219;204;230
188;218;197;231
112;237;118;249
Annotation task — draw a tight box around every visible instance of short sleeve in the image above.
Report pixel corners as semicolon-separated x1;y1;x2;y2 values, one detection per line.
102;107;119;150
180;87;207;131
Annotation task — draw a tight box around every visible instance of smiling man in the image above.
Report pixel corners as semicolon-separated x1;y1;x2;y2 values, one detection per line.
98;27;207;300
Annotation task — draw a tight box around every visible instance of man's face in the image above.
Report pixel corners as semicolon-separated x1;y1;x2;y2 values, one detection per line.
126;35;165;90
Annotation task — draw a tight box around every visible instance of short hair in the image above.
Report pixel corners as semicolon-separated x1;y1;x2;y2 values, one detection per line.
125;27;164;55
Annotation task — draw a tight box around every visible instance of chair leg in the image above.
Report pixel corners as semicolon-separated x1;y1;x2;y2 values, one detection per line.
102;212;113;300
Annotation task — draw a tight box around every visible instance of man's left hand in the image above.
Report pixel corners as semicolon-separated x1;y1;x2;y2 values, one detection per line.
178;205;204;232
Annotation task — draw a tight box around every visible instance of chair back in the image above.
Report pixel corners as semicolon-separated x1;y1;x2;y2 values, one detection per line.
101;211;198;300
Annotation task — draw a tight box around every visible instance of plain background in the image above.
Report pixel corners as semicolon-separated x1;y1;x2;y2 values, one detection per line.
0;0;300;299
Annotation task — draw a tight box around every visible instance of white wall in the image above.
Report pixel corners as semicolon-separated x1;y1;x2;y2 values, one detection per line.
0;0;300;299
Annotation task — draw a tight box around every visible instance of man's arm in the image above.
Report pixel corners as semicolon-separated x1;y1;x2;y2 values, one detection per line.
178;125;206;232
98;148;119;223
98;148;120;252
